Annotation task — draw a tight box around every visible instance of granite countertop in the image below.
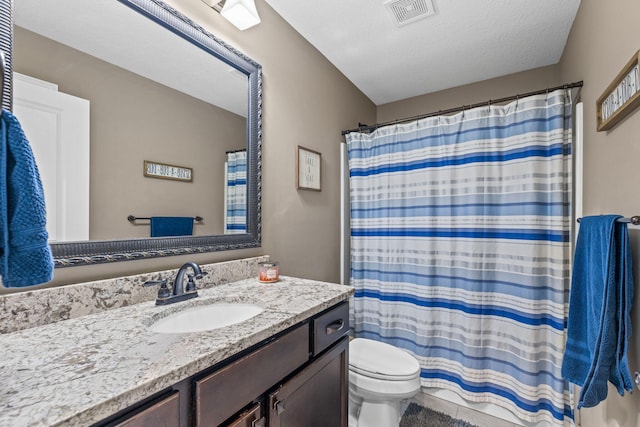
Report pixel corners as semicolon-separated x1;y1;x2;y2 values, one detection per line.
0;276;353;427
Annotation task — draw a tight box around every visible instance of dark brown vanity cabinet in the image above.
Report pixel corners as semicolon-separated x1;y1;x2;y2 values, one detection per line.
97;301;349;427
266;302;349;427
268;337;348;427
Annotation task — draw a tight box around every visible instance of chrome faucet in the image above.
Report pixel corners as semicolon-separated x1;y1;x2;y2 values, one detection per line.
144;262;208;305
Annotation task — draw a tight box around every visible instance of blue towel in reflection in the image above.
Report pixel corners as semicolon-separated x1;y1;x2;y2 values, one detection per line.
150;216;194;237
561;215;634;408
0;109;54;287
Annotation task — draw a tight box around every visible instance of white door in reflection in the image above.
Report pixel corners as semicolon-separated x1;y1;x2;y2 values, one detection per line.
13;72;90;242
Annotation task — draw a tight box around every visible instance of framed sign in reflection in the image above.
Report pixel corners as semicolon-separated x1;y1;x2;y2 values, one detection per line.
144;160;193;182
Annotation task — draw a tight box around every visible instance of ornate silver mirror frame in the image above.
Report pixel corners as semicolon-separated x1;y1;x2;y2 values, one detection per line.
0;0;262;267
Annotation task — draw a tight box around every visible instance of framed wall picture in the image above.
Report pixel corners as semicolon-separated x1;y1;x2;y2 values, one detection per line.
297;146;321;191
144;160;193;182
596;49;640;131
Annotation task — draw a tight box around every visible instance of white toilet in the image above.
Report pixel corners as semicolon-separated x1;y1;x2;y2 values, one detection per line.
348;338;421;427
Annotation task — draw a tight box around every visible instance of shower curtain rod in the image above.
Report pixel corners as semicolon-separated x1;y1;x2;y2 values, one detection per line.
225;148;247;154
341;81;584;136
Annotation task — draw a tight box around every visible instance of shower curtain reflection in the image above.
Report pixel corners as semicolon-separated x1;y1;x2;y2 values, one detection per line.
347;89;574;426
224;149;247;234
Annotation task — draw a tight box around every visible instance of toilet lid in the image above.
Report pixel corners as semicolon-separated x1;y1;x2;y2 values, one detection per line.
349;338;421;381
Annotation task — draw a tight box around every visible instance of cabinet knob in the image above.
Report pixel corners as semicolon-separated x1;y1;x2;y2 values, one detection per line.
251;417;266;427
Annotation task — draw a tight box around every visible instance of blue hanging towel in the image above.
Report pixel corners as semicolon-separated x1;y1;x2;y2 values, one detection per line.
0;109;54;287
150;216;194;237
562;215;634;408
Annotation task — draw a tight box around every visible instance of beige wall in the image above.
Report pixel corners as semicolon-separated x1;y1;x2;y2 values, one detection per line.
559;0;640;426
14;27;246;240
377;64;561;122
20;0;375;288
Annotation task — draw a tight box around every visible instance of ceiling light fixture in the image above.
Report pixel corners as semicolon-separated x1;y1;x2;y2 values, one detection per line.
202;0;261;31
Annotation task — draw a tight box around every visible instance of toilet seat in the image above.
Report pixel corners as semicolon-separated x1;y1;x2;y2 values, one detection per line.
349;338;421;381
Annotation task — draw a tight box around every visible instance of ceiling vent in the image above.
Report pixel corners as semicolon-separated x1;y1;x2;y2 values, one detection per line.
384;0;436;27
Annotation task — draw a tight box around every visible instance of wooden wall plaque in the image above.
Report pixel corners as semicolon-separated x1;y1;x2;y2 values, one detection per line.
597;50;640;132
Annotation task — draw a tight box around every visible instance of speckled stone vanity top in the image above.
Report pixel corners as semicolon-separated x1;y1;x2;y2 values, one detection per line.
0;275;353;427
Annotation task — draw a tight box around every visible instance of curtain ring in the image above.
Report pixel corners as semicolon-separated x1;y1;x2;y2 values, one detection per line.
545;88;549;101
488;99;492;113
515;94;519;110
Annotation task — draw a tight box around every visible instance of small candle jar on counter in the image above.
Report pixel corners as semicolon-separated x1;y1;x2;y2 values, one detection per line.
258;261;280;283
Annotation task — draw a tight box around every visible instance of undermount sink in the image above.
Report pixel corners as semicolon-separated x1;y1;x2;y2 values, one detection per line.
149;303;264;334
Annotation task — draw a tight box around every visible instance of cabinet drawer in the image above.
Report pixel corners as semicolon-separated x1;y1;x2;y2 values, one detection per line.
195;324;309;426
312;301;349;356
111;391;180;427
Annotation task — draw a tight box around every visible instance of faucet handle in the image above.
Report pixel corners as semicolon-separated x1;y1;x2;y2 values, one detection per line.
185;273;197;292
144;278;171;299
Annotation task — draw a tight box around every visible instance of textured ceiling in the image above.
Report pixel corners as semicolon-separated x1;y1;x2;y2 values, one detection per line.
265;0;581;105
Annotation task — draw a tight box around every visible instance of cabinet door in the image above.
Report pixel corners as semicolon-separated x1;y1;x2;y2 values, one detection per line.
268;336;348;427
110;391;180;427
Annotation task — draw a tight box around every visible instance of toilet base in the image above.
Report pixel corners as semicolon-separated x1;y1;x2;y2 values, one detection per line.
349;399;402;427
348;393;362;427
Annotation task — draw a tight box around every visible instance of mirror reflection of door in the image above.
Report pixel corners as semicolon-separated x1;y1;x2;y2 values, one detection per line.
13;73;90;242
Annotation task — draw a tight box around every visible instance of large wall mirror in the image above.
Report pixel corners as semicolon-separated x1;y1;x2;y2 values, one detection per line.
0;0;262;267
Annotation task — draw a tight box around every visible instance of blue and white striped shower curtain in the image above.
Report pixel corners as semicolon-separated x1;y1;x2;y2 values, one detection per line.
225;150;247;234
347;89;573;426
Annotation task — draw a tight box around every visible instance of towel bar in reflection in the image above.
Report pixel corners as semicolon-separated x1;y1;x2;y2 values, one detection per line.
128;215;203;223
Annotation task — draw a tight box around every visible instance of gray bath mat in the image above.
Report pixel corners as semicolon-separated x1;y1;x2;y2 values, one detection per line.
400;402;479;427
